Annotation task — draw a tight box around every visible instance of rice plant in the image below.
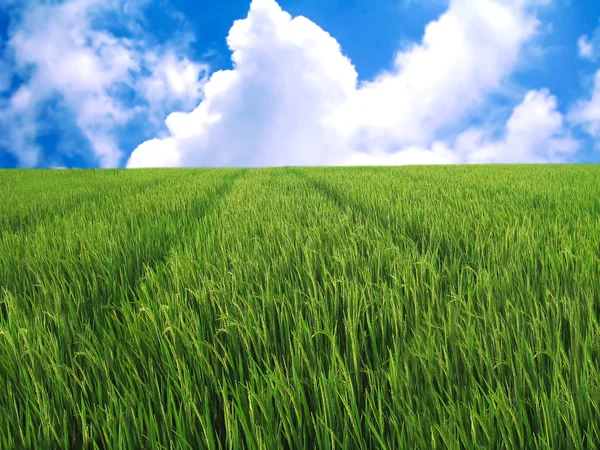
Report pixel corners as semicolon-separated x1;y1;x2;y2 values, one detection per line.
0;165;598;449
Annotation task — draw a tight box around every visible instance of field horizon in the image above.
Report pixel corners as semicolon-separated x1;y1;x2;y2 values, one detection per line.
1;165;599;449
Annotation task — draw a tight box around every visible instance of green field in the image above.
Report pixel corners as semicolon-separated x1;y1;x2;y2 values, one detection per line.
0;166;599;449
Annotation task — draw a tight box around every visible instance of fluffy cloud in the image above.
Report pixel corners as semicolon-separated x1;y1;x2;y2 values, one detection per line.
141;50;208;115
345;89;578;165
130;0;356;167
577;25;600;62
0;0;207;167
330;0;544;150
458;89;578;163
343;143;459;166
569;70;600;140
578;36;595;60
129;0;571;168
571;26;600;142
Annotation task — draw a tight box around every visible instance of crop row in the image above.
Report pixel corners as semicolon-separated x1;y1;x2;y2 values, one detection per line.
0;166;599;449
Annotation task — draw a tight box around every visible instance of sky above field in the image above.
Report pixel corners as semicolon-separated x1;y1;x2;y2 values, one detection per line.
1;0;600;168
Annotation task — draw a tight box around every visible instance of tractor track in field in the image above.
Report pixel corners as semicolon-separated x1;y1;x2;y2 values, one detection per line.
1;170;248;325
289;168;429;256
126;169;248;302
289;168;499;306
285;168;427;298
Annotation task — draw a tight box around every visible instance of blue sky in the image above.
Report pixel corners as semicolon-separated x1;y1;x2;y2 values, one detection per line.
1;0;600;168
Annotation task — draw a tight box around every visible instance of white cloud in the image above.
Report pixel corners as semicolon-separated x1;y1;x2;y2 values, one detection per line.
8;0;139;166
577;25;600;62
131;0;356;167
331;0;543;148
140;49;209;118
126;137;181;168
0;0;207;167
570;25;600;143
129;0;564;168
578;35;594;60
460;89;578;163
346;89;578;165
570;69;600;139
344;143;459;166
0;103;41;166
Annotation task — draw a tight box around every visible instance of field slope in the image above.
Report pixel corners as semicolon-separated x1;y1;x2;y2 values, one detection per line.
0;165;599;449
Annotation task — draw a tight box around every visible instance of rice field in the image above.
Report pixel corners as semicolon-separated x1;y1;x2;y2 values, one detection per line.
0;165;599;449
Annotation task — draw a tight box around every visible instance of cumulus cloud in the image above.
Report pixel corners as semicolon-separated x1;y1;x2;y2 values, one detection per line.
130;0;356;168
344;143;459;166
346;89;578;165
129;0;570;168
578;36;595;60
0;0;208;167
330;0;545;150
570;28;600;144
458;89;578;163
569;70;600;140
141;50;208;115
577;25;600;62
0;101;41;167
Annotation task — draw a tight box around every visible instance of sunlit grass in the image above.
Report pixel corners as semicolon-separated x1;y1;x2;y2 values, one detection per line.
0;165;598;449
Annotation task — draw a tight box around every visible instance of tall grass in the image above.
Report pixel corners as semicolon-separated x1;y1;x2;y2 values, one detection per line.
0;166;598;449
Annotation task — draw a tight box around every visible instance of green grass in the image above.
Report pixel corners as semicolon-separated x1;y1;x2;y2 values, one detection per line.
0;165;599;449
